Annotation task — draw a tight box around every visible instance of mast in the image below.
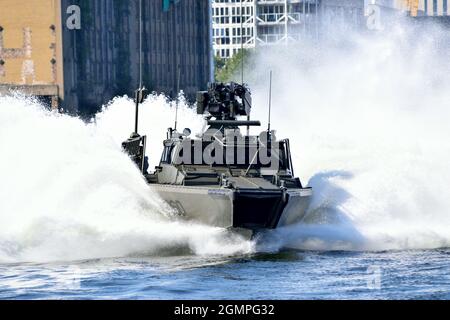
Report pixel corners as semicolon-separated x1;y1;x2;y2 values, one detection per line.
240;0;250;135
240;0;244;85
268;70;272;133
174;66;181;131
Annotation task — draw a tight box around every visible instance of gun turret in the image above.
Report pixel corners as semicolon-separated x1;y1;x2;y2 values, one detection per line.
196;82;252;120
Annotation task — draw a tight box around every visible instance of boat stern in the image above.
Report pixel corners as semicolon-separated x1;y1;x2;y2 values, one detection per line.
232;187;312;231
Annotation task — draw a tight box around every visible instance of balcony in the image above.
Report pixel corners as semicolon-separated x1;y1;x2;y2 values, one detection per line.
256;12;304;24
257;0;312;4
287;12;302;23
256;33;286;44
257;0;287;4
256;13;286;24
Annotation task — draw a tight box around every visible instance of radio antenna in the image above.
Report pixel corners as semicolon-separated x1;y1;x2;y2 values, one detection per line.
240;1;250;135
240;0;244;85
174;66;181;131
134;0;144;134
268;70;273;132
139;0;143;89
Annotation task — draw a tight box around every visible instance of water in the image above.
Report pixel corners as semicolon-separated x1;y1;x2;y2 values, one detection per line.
1;21;450;299
1;250;449;299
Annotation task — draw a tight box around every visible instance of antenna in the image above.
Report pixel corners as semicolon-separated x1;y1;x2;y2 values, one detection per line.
268;70;273;132
174;66;181;131
240;0;244;84
134;0;146;134
139;0;143;89
122;0;147;175
240;1;250;136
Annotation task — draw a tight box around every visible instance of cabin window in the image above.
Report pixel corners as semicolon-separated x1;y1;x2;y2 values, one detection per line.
161;146;174;164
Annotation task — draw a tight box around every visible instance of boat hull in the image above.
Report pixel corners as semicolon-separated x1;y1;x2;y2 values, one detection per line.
150;184;312;235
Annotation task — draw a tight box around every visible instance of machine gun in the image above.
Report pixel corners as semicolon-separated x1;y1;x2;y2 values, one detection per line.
196;83;260;130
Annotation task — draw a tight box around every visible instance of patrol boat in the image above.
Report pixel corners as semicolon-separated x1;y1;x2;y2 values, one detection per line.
122;82;312;237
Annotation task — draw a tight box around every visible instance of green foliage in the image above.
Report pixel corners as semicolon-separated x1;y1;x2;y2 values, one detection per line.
214;56;226;74
215;49;255;83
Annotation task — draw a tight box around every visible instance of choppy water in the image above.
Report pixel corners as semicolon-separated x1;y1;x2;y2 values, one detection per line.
1;21;450;300
1;249;449;300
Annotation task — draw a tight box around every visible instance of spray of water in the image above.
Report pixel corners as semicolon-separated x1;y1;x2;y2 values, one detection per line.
250;22;450;251
0;21;449;263
0;94;253;263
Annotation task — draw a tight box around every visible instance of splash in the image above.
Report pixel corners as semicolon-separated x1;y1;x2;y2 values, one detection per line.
250;21;450;251
0;94;253;263
1;21;449;262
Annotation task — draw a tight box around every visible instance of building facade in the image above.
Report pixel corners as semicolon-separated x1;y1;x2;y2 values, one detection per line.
366;0;449;16
404;0;449;15
0;0;63;108
320;0;366;34
256;0;319;45
212;0;449;60
212;0;370;59
0;0;212;115
212;0;320;59
212;0;256;59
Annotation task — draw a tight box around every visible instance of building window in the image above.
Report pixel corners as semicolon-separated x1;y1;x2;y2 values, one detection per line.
444;0;448;15
433;0;438;15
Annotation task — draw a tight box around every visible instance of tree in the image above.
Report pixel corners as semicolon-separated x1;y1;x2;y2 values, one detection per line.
214;49;254;83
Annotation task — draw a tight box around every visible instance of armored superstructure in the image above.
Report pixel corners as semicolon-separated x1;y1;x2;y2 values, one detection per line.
122;82;312;237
